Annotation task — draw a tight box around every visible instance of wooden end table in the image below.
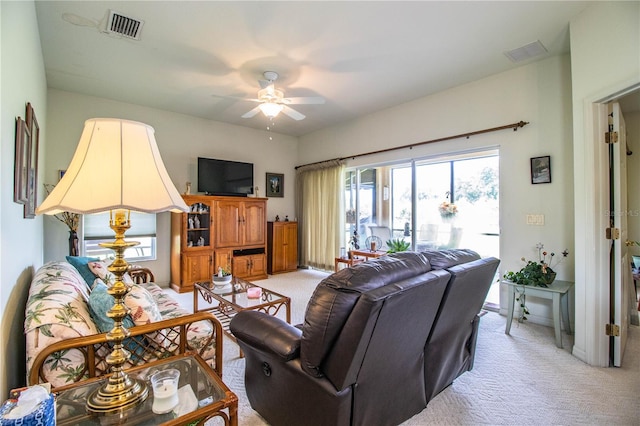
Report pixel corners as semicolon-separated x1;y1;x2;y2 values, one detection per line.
334;250;386;272
350;249;387;260
194;276;291;355
54;353;237;425
503;279;574;348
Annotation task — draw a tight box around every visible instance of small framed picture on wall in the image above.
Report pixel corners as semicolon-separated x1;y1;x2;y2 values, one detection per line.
530;156;551;184
266;173;284;197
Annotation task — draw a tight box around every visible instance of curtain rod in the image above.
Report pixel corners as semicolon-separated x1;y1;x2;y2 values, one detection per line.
295;120;529;170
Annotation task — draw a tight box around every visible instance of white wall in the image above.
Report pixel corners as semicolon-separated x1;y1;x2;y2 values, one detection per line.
570;1;640;366
0;1;47;400
44;90;298;284
300;54;576;325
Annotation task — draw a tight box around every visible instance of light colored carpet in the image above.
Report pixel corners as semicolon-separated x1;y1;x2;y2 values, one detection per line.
167;269;640;425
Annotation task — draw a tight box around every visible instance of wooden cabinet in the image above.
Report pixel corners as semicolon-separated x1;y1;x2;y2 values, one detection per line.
182;252;213;287
214;199;266;248
233;253;267;279
267;221;298;274
171;195;268;292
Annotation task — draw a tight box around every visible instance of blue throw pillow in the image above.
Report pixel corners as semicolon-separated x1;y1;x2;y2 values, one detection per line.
88;281;144;358
66;256;101;288
88;281;136;332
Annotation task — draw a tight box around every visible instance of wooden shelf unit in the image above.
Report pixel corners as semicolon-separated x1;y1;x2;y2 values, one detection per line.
171;195;268;293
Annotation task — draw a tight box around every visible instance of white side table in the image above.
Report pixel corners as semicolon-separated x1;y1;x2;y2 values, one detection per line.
503;279;574;348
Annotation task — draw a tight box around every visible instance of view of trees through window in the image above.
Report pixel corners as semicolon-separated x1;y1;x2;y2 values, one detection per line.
344;152;500;303
344;151;500;304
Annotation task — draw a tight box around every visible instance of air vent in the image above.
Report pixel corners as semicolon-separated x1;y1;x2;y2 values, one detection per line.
504;40;547;63
105;10;144;40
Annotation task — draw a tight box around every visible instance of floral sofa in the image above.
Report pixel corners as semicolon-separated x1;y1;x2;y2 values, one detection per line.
25;259;222;389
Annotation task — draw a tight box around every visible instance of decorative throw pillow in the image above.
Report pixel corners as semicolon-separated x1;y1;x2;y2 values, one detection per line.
88;280;136;332
66;256;100;288
125;284;163;325
88;261;134;286
88;280;146;358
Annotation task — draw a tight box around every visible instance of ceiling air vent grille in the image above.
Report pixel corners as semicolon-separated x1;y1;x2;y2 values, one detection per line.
504;40;547;63
106;10;144;40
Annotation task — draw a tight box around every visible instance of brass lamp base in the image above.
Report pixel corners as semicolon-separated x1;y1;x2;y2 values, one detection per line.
87;376;148;413
86;210;148;414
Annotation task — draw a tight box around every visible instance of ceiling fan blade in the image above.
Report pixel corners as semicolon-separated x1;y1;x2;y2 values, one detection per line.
282;96;325;105
281;105;306;121
212;94;262;103
241;106;261;119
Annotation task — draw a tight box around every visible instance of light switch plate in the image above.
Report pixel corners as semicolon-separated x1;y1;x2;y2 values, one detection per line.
526;214;545;225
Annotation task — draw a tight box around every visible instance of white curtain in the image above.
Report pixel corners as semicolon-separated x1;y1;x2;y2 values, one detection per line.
295;160;344;271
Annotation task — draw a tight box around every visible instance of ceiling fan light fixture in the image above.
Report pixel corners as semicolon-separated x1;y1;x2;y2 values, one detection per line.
259;102;284;118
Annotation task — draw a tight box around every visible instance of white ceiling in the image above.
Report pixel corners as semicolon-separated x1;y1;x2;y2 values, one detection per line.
35;1;635;137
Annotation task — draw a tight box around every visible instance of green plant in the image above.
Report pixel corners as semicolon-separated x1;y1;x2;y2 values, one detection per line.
515;287;530;323
503;260;556;288
216;265;231;277
385;238;411;253
504;243;569;322
503;243;569;288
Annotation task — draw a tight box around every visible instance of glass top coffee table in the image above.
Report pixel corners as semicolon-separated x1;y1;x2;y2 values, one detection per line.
54;353;237;425
194;276;291;354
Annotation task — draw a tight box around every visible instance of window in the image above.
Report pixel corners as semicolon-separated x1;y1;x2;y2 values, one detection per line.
82;211;157;262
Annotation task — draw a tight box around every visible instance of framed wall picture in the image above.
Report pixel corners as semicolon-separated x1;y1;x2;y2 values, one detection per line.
13;117;30;204
266;173;284;197
24;106;40;218
531;155;551;184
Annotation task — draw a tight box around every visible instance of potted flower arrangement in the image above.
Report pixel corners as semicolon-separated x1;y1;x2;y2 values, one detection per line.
503;243;569;322
213;265;232;294
504;243;569;288
438;201;458;221
213;265;232;283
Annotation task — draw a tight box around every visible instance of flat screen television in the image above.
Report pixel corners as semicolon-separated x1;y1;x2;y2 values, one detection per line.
197;157;254;196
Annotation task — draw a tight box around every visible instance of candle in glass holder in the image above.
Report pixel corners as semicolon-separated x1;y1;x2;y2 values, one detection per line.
151;369;180;414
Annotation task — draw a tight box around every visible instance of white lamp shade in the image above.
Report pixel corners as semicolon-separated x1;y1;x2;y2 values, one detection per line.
259;102;284;118
37;118;188;215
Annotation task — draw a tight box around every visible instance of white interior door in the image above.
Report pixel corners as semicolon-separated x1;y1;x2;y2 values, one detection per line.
610;102;629;367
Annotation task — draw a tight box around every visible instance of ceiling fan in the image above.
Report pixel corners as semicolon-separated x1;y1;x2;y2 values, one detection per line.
241;71;325;121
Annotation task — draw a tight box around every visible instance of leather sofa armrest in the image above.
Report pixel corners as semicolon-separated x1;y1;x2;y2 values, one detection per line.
230;311;302;361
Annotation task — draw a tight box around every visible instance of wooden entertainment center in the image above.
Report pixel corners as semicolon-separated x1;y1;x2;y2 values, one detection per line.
170;195;268;293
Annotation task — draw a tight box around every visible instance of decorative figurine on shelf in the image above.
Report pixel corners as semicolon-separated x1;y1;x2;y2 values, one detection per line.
185;182;191;195
193;215;200;229
285;215;289;222
197;236;205;246
255;186;259;197
188;217;194;229
275;215;280;222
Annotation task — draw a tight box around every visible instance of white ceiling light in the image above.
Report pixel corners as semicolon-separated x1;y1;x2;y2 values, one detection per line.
259;102;284;118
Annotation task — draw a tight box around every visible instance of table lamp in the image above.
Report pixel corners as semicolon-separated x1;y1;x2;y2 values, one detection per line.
37;118;188;413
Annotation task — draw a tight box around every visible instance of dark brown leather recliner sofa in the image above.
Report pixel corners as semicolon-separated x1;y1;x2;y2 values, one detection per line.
230;250;499;426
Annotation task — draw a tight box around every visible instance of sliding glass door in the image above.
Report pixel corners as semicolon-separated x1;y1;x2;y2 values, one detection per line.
414;155;499;258
344;150;500;304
